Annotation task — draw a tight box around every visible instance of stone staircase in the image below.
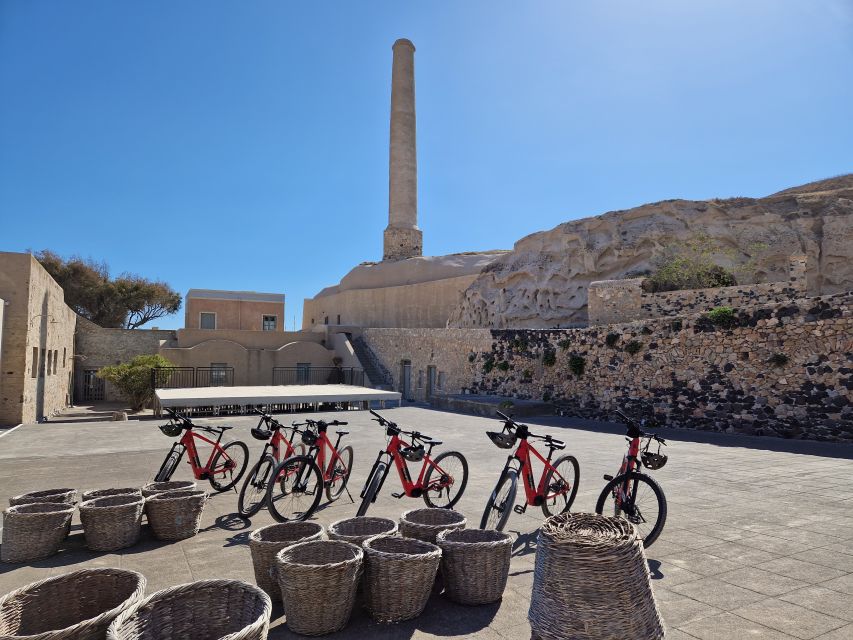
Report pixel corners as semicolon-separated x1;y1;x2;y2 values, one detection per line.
352;336;394;390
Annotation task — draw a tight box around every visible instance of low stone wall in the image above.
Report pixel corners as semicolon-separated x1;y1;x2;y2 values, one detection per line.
363;292;853;442
588;256;807;325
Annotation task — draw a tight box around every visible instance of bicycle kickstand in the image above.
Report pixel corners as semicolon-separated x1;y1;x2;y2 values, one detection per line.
344;484;355;504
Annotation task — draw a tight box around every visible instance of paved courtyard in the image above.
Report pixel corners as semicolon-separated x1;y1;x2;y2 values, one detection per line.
2;406;853;639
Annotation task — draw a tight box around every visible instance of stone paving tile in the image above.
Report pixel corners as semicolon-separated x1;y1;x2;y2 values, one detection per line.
732;598;848;640
813;623;853;639
818;573;853;596
699;541;780;565
779;586;853;622
792;548;853;573
652;588;722;627
679;611;800;640
755;557;849;584
735;533;812;556
656;550;742;577
715;567;811;597
670;576;767;611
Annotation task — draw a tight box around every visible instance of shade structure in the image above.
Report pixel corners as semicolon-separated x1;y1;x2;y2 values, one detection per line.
155;384;401;409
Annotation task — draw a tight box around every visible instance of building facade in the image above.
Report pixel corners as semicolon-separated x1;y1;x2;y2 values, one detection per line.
185;290;285;332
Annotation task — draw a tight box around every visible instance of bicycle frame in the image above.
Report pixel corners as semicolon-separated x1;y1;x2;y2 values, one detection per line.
502;437;567;506
362;431;447;499
172;428;233;480
308;429;350;482
611;435;642;505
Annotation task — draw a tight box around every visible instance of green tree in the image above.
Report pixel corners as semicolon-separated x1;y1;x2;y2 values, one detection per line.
35;250;181;328
97;354;174;411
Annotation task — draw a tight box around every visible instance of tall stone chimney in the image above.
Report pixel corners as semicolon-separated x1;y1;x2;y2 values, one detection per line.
383;38;423;261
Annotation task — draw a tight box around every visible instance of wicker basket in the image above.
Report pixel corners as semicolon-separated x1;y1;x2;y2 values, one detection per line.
81;488;141;502
9;488;77;507
0;568;145;639
140;481;196;498
328;517;397;547
1;502;75;563
528;512;664;640
362;534;442;623
144;490;207;541
79;494;145;552
249;522;324;602
437;528;512;605
275;540;362;636
107;579;270;640
399;508;466;544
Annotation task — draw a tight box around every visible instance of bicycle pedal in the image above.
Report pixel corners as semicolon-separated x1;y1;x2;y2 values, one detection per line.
391;492;405;499
603;474;613;481
513;504;527;515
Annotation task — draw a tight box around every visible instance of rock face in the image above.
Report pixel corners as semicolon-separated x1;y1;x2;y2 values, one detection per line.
448;175;853;328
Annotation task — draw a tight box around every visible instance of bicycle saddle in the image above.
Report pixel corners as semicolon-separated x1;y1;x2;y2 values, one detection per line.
250;427;272;441
427;439;443;446
336;430;350;436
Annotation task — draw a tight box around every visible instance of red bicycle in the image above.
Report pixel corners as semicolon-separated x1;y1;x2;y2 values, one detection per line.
357;410;468;516
595;410;668;546
265;418;354;522
480;411;579;531
237;409;306;517
154;408;249;491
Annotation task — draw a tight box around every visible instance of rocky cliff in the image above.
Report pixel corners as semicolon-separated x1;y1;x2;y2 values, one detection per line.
448;175;853;328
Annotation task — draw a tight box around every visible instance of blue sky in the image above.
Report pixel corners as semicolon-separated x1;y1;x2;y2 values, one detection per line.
1;0;851;330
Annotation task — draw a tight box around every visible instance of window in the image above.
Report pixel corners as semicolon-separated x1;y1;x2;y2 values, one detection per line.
210;363;228;386
31;347;38;378
40;349;46;378
262;315;277;331
46;351;52;376
62;348;66;368
53;350;58;374
337;314;341;325
200;312;216;330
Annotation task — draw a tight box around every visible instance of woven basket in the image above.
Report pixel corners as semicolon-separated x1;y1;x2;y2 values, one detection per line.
528;512;664;640
328;517;398;547
107;579;270;640
249;522;324;602
275;540;362;636
140;481;196;498
81;488;141;502
0;568;145;640
9;488;77;507
362;535;442;623
144;490;207;541
399;508;466;544
437;528;512;605
79;494;145;552
1;502;75;563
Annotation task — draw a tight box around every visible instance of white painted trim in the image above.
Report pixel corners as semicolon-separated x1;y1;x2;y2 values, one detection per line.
0;423;25;439
199;311;217;330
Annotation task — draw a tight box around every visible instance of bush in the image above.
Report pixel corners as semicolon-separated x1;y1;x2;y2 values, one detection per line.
482;357;494;374
512;336;530;351
642;234;738;293
521;369;533;380
497;361;510;372
557;339;571;350
625;340;643;355
568;355;586;377
605;333;620;348
769;353;789;367
97;354;173;411
706;306;736;328
670;319;683;332
542;350;557;367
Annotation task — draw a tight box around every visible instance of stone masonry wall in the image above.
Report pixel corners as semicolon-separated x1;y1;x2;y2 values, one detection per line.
588;256;807;326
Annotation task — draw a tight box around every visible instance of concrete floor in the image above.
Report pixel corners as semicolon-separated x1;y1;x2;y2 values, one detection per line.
2;406;853;639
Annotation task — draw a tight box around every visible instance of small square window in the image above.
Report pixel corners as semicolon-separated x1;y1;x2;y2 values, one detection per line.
200;312;216;330
262;315;277;331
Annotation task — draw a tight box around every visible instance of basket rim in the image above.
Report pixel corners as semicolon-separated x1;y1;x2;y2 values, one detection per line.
401;507;467;527
80;494;145;510
363;534;441;558
249;521;324;544
141;480;196;489
6;501;76;515
146;489;207;502
275;539;363;569
437;527;512;546
0;568;146;639
329;516;397;535
82;487;141;497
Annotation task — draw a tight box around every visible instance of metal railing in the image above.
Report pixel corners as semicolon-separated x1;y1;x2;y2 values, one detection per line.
272;367;364;386
196;367;234;387
152;367;235;389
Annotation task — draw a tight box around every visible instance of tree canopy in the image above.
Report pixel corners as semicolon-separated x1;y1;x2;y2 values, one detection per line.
35;250;181;329
98;354;173;411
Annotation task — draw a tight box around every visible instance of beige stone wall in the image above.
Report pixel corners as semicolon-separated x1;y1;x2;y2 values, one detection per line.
185;297;285;331
0;253;76;424
303;274;478;329
175;328;322;349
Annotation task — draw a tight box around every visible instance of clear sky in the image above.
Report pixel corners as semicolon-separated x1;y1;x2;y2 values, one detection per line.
1;0;851;330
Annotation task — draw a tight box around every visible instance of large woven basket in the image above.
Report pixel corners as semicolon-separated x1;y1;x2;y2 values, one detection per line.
79;494;145;552
107;579;270;640
9;488;77;507
1;502;75;563
399;508;466;544
328;517;397;547
0;568;146;640
81;488;141;502
362;535;442;623
144;490;207;541
437;528;512;605
140;481;196;498
249;522;324;602
275;540;362;636
529;513;664;640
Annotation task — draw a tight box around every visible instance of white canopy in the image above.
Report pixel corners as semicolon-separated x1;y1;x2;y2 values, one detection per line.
155;384;401;408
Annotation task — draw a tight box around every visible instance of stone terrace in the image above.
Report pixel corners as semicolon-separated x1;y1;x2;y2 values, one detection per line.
1;407;853;639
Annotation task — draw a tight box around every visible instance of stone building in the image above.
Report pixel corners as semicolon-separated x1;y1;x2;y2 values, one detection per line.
185;289;285;332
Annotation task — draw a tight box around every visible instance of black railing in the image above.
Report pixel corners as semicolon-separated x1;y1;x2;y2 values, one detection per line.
152;367;235;389
272;367;364;386
196;367;234;387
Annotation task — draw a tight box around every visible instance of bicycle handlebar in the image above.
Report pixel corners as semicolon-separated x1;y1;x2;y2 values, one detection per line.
613;409;666;444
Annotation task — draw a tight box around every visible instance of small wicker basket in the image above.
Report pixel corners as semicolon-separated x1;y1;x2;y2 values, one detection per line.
275;540;362;636
437;528;512;605
249;521;324;602
79;494;145;552
140;481;196;498
362;534;442;623
107;579;271;640
9;488;77;507
0;568;146;640
328;516;398;547
81;487;141;502
144;489;207;541
399;508;466;544
1;502;75;563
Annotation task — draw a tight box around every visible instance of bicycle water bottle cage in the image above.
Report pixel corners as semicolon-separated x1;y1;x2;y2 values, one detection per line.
487;431;516;449
250;427;273;441
159;423;183;437
301;430;318;446
641;452;668;470
400;445;425;462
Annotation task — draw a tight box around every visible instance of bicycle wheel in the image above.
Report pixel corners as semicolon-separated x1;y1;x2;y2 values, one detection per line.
356;462;387;517
423;451;469;508
480;468;518;532
541;454;580;518
595;471;668;547
267;455;323;522
325;445;354;502
237;454;275;517
154;445;184;482
209;440;249;492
